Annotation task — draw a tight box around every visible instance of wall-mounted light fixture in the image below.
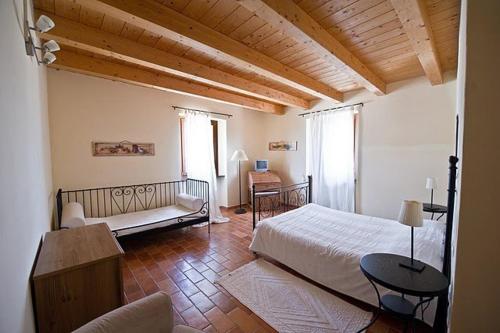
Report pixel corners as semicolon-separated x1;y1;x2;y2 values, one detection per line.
24;7;59;65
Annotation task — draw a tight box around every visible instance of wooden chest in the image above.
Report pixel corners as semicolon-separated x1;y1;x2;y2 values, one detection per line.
248;171;282;206
33;223;124;333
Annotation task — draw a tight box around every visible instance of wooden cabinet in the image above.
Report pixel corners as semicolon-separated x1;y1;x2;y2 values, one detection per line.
33;223;124;333
248;171;282;206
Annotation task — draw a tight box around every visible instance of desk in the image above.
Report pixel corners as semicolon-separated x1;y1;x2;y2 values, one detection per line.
248;171;282;206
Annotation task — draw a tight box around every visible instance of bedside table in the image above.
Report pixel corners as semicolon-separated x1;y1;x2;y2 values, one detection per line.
423;203;447;220
358;253;449;333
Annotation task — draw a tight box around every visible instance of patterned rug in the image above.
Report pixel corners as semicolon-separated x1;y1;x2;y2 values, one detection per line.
217;259;371;333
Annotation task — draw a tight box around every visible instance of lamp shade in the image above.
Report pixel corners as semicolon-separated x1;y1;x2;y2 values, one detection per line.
398;200;423;227
426;177;436;190
231;149;248;162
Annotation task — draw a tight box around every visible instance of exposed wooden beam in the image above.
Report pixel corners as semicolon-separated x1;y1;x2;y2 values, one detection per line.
390;0;443;85
37;11;309;109
74;0;343;102
237;0;386;96
51;51;285;114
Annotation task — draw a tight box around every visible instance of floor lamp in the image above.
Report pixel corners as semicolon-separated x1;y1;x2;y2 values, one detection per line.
231;149;249;214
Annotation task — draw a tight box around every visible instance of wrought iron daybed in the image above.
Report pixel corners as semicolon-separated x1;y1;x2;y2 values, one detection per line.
56;178;210;237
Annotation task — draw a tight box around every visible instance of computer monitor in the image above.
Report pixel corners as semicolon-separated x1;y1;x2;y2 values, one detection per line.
255;160;268;172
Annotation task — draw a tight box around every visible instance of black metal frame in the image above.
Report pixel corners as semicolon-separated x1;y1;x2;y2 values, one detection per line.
56;178;210;237
252;175;312;229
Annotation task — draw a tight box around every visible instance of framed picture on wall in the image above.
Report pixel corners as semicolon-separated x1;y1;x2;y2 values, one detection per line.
92;141;155;156
269;141;298;151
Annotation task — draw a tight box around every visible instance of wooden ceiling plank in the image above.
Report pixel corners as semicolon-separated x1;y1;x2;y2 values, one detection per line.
54;0;81;20
318;0;386;31
305;0;352;22
215;5;254;35
391;0;443;85
332;10;400;44
38;11;309;108
100;15;125;34
51;50;284;114
181;0;218;21
200;0;240;28
237;0;386;95
75;0;344;101
327;1;394;36
79;6;104;28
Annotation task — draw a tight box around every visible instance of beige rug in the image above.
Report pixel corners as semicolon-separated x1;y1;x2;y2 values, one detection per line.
216;259;371;333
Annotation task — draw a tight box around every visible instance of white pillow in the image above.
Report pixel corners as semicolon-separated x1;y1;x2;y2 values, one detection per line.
176;193;203;212
61;202;86;228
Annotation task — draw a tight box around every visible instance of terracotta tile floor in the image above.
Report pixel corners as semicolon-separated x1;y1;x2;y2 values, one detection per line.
119;206;431;333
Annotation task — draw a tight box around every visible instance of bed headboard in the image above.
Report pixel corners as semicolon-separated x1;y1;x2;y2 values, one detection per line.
434;155;459;331
56;178;209;229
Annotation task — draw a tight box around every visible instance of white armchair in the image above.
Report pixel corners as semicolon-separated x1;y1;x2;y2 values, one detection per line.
73;292;202;333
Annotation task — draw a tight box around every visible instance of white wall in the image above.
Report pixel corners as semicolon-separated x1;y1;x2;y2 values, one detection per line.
48;69;268;207
450;0;500;331
0;1;53;332
263;74;456;219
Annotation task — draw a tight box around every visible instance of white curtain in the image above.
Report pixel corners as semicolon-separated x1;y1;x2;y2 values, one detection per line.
306;106;359;212
184;111;229;223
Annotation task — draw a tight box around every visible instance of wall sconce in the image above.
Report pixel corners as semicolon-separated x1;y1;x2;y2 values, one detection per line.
24;10;59;65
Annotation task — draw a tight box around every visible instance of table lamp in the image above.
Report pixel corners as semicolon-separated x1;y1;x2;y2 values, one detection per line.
426;177;436;208
231;149;249;214
398;200;426;273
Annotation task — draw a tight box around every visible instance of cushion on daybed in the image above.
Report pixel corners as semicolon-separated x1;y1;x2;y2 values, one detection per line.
61;202;86;228
176;193;203;211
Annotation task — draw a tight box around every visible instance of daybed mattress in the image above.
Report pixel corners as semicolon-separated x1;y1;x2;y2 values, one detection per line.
249;203;445;324
86;205;201;236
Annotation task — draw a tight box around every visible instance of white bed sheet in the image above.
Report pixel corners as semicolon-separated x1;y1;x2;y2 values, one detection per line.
86;205;201;236
249;203;445;325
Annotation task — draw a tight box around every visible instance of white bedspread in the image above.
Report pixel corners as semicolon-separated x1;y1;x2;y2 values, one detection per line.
249;203;445;325
86;205;200;236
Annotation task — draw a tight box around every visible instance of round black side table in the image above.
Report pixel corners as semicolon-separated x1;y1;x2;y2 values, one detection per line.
423;203;447;220
358;253;449;333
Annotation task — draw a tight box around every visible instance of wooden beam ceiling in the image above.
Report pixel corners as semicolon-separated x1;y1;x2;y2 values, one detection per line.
74;0;344;102
390;0;443;85
38;10;309;109
51;50;285;114
237;0;387;96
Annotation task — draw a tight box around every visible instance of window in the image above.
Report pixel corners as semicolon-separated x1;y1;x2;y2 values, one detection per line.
180;117;224;177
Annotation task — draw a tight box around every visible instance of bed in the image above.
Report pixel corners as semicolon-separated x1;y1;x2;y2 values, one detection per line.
250;203;444;324
56;178;210;237
250;157;457;329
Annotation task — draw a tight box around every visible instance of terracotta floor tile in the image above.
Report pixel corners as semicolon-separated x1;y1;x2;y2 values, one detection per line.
206;260;226;273
176;278;201;297
190;292;215;313
185;269;205;283
196;279;219;297
167;267;187;283
176;259;193;272
156;277;180;295
205;307;236;333
191;260;210;272
181;306;210;330
209;292;237;314
227;308;265;333
201;269;220;283
170;291;193;312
